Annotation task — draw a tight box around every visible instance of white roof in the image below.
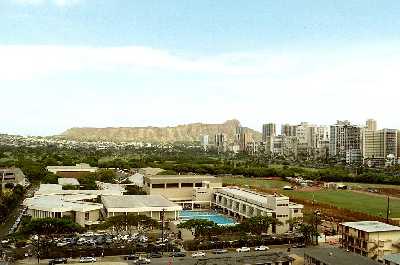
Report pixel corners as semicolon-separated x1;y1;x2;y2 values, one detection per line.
216;187;288;206
36;184;123;196
46;163;98;171
58;178;80;186
342;221;400;233
102;195;182;212
38;184;63;192
24;195;103;213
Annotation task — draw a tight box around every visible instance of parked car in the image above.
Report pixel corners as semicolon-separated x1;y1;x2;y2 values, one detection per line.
293;243;306;248
169;252;186;257
192;251;206;258
212;249;228;254
134;258;151;265
125;254;139;260
79;257;96;263
255;245;269;251
48;258;67;264
236;247;251;252
148;252;162;258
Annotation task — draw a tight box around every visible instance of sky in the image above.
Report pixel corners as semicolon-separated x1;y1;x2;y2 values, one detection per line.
1;0;400;136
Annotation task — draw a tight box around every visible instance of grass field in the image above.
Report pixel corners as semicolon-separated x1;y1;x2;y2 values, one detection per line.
219;176;289;189
282;190;400;218
344;182;400;190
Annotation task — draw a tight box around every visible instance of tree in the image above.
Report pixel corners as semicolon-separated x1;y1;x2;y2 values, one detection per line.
177;219;217;238
100;214;158;235
22;217;84;237
124;185;146;195
286;217;303;232
240;216;283;235
298;223;319;246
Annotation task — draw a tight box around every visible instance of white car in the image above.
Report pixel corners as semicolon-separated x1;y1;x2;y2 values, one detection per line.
254;245;269;251
236;247;251;252
191;251;206;258
79;256;96;263
134;258;151;264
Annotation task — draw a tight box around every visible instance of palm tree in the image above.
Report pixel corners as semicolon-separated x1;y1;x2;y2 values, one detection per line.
298;223;318;246
286;217;302;232
241;216;283;235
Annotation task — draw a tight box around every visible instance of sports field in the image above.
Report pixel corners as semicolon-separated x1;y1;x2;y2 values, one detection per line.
282;190;400;218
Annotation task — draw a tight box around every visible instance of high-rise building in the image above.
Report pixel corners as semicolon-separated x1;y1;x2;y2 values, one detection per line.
200;135;209;150
281;124;297;137
363;128;397;166
366;119;377;131
262;123;276;141
214;133;227;152
329;120;362;163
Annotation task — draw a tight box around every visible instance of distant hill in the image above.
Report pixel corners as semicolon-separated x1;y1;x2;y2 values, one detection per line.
60;119;261;143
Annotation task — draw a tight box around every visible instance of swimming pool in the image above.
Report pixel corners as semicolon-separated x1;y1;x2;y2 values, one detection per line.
180;210;236;226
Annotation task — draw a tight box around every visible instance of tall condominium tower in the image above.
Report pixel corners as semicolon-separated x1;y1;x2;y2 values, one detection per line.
262;123;276;142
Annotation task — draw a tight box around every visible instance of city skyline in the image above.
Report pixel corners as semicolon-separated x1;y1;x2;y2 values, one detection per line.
2;1;400;135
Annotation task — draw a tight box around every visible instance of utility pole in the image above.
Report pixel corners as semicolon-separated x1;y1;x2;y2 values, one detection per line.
161;208;165;254
387;196;390;223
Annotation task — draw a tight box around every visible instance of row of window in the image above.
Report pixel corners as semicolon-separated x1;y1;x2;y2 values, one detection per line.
151;183;203;188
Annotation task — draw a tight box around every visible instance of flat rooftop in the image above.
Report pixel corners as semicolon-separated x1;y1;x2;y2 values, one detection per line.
304;247;380;265
341;221;400;233
58;178;80;186
215;187;296;208
36;184;123;196
102;195;181;210
24;195;103;212
47;163;98;171
145;175;217;182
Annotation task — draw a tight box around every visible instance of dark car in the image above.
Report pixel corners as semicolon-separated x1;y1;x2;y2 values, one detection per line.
169;252;186;257
149;252;162;258
125;254;139;260
293;243;306;248
48;258;68;264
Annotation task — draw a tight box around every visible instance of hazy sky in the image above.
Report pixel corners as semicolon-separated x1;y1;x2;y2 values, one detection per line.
1;0;400;135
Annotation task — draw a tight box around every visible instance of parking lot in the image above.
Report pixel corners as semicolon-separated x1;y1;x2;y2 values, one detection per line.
13;244;306;265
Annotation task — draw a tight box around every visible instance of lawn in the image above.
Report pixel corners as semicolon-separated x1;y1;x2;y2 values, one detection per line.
282;190;400;218
344;182;400;190
219;176;289;189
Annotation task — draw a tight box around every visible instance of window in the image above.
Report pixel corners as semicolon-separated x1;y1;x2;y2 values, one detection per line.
166;183;179;188
195;183;202;187
181;183;193;188
85;212;90;221
152;184;164;189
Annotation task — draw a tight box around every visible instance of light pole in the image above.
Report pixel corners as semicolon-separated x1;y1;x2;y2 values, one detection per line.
33;235;40;264
160;208;165;254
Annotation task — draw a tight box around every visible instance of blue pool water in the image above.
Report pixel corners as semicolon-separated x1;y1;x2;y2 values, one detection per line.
180;211;236;225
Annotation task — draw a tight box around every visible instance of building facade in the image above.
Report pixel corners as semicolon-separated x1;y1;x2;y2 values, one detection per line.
262;123;276;141
340;221;400;261
143;175;222;208
363;129;397;166
0;168;28;189
213;187;303;234
101;195;182;221
330;121;362;163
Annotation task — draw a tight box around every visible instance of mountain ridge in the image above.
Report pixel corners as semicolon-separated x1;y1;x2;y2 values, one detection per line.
60;119;261;143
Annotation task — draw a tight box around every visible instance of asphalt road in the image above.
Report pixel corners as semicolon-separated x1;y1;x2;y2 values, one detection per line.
15;245;307;264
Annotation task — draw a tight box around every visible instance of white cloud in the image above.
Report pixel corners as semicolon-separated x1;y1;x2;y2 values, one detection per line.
1;43;400;135
14;0;82;7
